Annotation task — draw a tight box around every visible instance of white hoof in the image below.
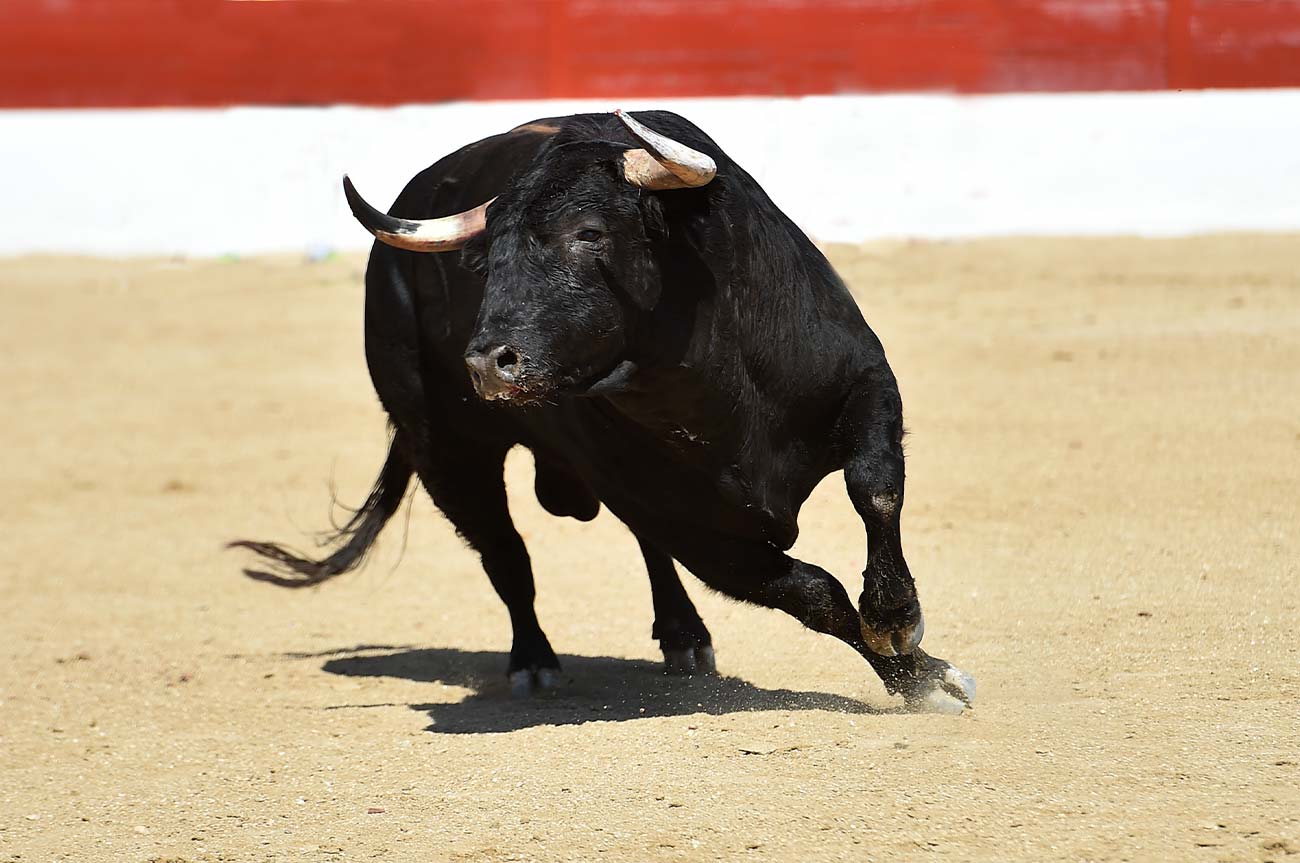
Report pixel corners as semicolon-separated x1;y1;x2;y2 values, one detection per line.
663;645;716;676
509;667;562;697
905;664;976;714
942;666;976;703
536;667;562;690
509;669;535;697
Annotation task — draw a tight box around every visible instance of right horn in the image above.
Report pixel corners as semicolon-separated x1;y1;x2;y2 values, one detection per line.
616;110;717;190
343;175;493;252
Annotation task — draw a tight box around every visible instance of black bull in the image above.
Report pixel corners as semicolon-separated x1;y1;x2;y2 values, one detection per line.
233;110;975;712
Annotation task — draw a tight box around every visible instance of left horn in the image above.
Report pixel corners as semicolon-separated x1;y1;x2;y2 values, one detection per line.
343;175;492;252
616;110;717;190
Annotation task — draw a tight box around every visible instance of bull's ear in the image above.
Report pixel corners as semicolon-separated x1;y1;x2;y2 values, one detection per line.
459;232;489;276
619;249;662;311
614;195;666;310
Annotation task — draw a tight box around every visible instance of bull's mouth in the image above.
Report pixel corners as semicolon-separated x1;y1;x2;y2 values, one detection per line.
471;358;635;405
475;369;583;405
474;377;552;405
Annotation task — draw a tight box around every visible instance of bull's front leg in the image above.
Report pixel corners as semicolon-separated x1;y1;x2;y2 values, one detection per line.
836;373;976;710
677;535;973;712
751;558;973;713
840;375;922;656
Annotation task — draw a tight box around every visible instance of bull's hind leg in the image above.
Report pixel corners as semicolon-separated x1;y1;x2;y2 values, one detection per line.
414;441;560;696
529;457;714;675
636;535;714;675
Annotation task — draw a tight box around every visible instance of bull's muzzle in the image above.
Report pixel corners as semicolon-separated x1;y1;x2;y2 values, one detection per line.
464;344;526;401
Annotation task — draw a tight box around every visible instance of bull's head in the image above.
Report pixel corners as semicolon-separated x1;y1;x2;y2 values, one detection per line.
342;111;716;403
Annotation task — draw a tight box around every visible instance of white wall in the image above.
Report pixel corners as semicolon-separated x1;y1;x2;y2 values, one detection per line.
4;90;1299;257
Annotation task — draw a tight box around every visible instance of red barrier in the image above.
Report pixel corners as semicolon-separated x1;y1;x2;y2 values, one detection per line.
2;0;1298;108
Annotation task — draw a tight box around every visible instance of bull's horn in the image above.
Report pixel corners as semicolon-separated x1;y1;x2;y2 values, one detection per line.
616;110;717;190
342;175;492;252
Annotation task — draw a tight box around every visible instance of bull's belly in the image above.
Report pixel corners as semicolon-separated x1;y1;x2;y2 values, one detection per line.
521;404;810;555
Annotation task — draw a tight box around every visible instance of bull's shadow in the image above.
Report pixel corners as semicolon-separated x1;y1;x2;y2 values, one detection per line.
308;645;885;734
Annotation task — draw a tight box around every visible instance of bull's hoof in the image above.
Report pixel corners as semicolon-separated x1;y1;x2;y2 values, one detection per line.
662;645;716;676
654;615;713;675
508;630;560;696
902;663;976;714
508;666;562;697
860;607;925;657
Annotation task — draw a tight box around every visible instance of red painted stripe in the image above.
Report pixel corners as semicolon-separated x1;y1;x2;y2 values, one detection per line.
1169;0;1300;89
1;0;1298;108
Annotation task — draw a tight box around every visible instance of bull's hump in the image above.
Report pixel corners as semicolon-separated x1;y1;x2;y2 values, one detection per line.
509;120;562;136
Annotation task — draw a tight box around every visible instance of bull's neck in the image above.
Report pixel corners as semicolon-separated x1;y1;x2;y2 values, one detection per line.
598;297;760;453
600;194;844;449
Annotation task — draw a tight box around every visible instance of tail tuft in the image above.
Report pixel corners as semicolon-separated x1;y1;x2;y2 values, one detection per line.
230;438;413;588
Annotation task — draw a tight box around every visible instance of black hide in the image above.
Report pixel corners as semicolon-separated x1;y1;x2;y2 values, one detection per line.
233;111;972;707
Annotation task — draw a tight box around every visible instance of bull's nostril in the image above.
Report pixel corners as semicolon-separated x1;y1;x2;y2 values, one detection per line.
466;345;522;396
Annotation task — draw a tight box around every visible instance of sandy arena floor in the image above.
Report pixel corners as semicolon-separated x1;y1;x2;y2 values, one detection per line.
2;236;1297;862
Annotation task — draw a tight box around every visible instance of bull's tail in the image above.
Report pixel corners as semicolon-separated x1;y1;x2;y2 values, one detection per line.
229;438;413;588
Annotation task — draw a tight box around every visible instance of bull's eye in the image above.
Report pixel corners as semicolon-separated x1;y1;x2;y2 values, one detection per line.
574;228;604;243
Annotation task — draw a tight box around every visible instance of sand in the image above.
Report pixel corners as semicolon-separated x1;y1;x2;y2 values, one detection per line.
2;236;1297;862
